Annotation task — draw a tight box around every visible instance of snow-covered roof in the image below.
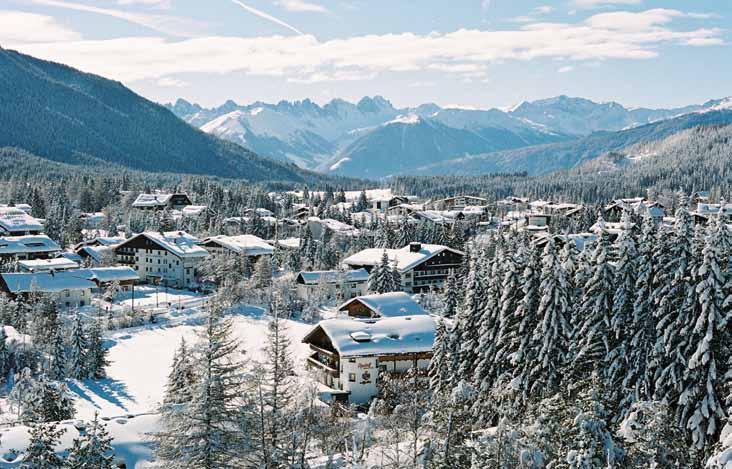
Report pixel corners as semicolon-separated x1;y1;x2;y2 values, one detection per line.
77;245;113;264
0;207;43;233
0;203;32;214
18;258;79;272
297;269;369;285
202;235;274;256
131;193;173;207
308;217;358;234
181;205;208;217
1;266;139;294
343;243;464;272
122;232;209;259
269;237;300;249
305;315;435;357
696;203;732;216
77;236;125;248
339;292;427;318
86;267;139;283
0;235;60;255
1;271;96;293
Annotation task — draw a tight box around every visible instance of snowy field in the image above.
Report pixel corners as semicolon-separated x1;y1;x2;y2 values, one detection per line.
0;300;318;467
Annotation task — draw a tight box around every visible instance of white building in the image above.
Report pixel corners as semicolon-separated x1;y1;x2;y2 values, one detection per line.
0;235;61;261
131;193;192;210
342;242;464;293
295;269;369;302
302;315;435;404
113;231;209;289
199;234;274;259
0;207;43;236
18;258;79;273
338;292;427;319
0;267;139;309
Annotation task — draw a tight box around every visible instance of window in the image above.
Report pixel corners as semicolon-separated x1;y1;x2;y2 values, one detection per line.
348;373;356;382
362;371;371;382
379;364;387;373
348;358;356;363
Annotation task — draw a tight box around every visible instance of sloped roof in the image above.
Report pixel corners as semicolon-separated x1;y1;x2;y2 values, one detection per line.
18;258;79;272
339;292;427;317
303;315;435;357
0;207;43;233
1;267;139;293
0;235;60;255
343;243;463;272
131;193;173;207
297;268;369;285
119;231;208;259
201;235;274;256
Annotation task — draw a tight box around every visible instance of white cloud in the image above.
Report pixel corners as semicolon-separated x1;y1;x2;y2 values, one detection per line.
276;0;329;13
481;0;491;12
116;0;173;7
0;10;81;43
574;0;642;9
534;5;554;14
9;9;722;85
408;81;437;88
156;76;188;87
231;0;304;35
28;0;203;37
558;65;574;73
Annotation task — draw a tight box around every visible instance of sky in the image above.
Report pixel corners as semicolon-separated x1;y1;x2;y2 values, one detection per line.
1;0;730;110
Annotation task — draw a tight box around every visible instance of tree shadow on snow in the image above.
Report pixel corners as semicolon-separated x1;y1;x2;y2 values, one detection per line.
68;378;136;413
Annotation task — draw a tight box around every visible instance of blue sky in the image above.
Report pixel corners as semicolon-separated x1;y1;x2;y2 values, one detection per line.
2;0;730;109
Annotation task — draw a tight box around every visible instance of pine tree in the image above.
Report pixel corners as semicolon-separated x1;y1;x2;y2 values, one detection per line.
22;422;65;468
510;243;542;404
163;337;196;405
565;375;624;468
0;326;10;382
471;254;503;427
441;270;459;318
524;238;573;401
456;253;487;382
391;265;402;292
368;251;396;294
494;241;526;382
86;319;109;380
154;298;249;468
428;319;451;397
69;315;88;380
606;211;638;414
653;201;694;408
569;229;614;386
66;413;116;469
254;301;296;467
679;215;729;450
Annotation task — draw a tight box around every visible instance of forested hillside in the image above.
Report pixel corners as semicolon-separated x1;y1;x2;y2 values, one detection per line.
0;48;343;185
392;124;732;203
413;111;732;177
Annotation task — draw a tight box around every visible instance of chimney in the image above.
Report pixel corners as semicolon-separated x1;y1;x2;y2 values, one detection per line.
409;242;421;253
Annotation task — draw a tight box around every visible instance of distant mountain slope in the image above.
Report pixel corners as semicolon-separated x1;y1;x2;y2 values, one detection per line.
170;93;731;178
0;48;323;184
413;109;732;177
508;95;730;136
168;96;567;171
323;114;569;178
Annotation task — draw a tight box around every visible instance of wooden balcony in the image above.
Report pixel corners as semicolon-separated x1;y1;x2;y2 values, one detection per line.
307;355;339;377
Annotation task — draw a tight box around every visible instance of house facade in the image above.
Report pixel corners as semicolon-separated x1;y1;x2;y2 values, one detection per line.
0;235;61;261
131;193;192;211
199;234;274;260
295;269;369;302
113;231;209;289
342;242;464;293
302;315;435;404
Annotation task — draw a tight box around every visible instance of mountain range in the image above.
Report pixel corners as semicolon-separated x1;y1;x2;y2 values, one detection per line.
168;94;732;179
0;48;336;185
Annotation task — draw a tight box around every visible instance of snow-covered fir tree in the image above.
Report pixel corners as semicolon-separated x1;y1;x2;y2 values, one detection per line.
68;314;88;380
66;413;116;469
22;422;65;468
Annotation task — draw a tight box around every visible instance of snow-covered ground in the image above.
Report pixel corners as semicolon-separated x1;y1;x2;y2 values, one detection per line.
0;299;318;467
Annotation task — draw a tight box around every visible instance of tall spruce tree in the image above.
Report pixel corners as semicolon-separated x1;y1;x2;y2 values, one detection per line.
154;298;249;468
66;413;116;469
679;215;730;450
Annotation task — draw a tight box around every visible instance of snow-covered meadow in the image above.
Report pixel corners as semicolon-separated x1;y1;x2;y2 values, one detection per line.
0;298;319;467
